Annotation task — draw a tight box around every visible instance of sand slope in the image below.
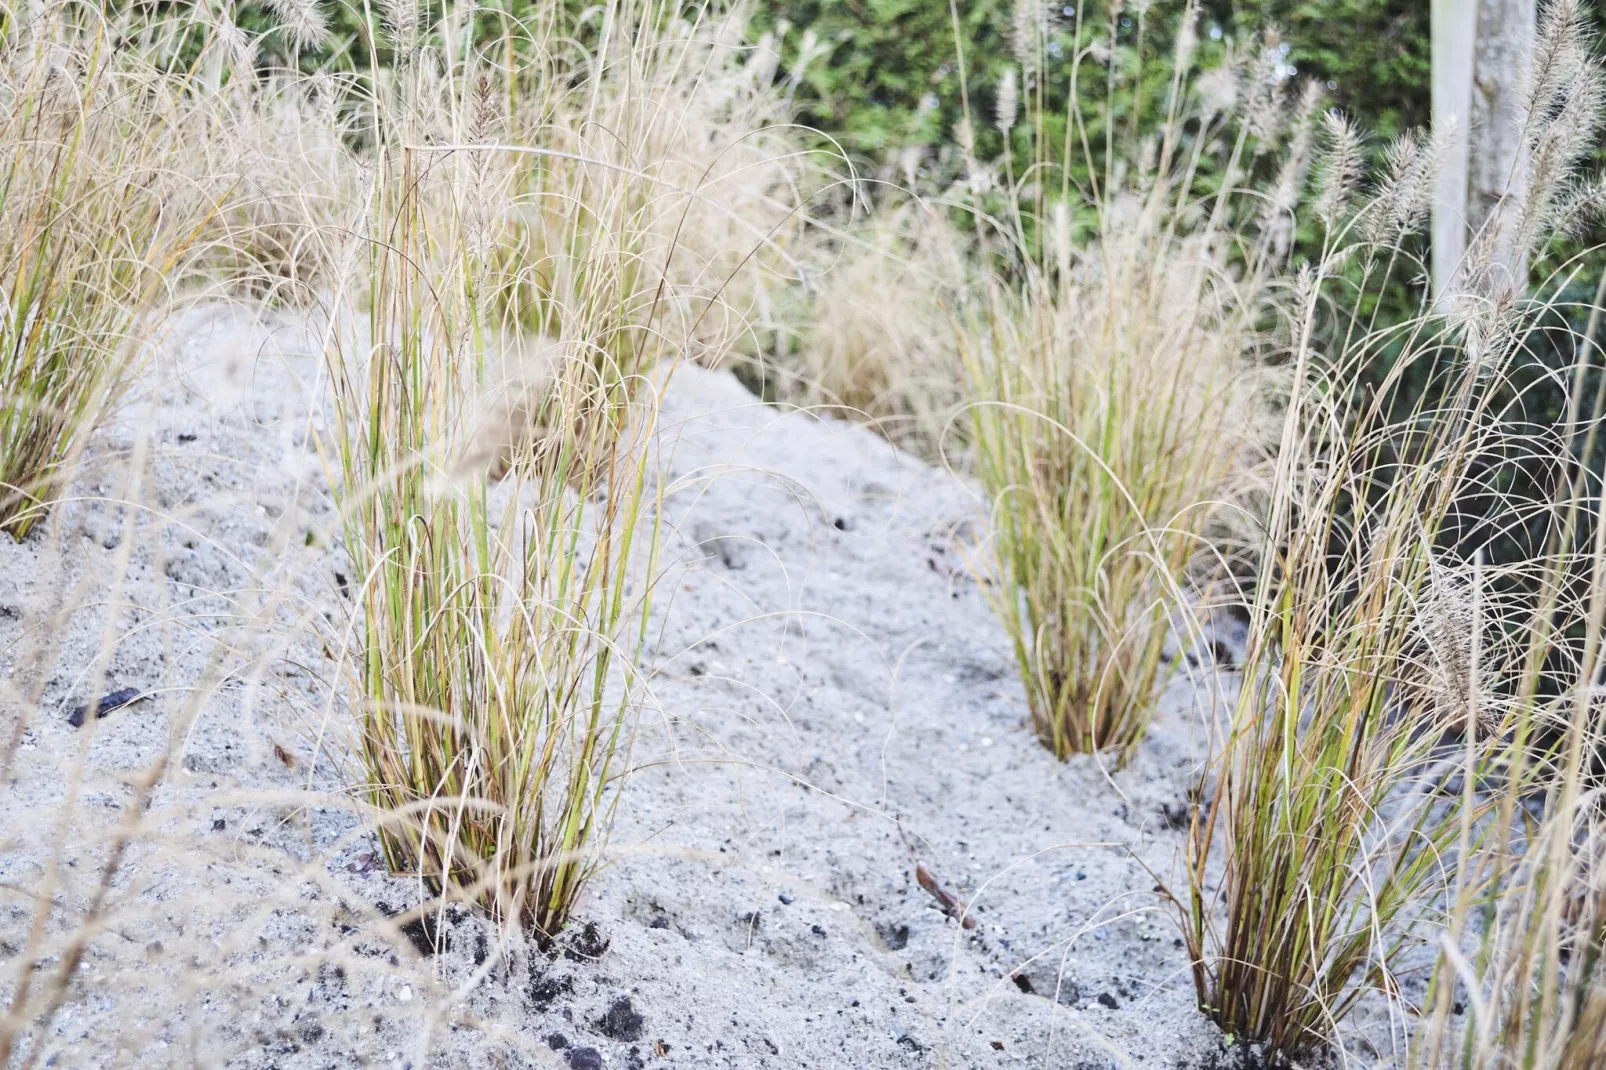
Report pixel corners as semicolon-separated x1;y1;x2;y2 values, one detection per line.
0;306;1235;1069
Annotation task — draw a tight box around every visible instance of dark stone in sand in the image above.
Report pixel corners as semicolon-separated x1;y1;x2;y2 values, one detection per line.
563;921;610;962
596;995;644;1041
66;687;146;727
399;914;448;957
564;1047;602;1070
527;968;574;1009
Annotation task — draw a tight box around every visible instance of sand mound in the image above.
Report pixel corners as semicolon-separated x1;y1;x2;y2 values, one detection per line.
1;305;1231;1068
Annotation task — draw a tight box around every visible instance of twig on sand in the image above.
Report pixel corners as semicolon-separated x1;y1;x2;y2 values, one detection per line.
915;862;978;930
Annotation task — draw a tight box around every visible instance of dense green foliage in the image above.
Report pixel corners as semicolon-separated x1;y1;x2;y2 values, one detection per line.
1207;1;1428;137
201;0;1436;172
756;0;1430;163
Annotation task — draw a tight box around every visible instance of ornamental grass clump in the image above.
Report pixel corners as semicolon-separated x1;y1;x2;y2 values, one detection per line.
1182;2;1606;1059
959;2;1286;763
0;7;214;538
334;149;655;943
1180;325;1498;1057
1408;15;1606;1065
209;72;364;304
474;5;822;368
788;198;969;459
326;0;811;941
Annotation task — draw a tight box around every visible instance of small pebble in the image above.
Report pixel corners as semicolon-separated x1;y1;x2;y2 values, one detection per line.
66;687;145;727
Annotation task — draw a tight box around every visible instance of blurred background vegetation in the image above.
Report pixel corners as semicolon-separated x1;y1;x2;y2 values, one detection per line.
746;0;1438;329
237;1;1433;162
743;0;1442;381
227;0;1601;403
754;1;1430;164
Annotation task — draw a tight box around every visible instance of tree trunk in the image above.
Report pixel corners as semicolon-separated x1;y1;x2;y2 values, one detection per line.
1433;0;1535;305
1432;0;1477;306
1469;0;1536;298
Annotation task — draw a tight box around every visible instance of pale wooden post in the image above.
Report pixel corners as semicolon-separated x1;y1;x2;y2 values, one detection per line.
1470;0;1536;299
1433;0;1536;305
1432;0;1477;306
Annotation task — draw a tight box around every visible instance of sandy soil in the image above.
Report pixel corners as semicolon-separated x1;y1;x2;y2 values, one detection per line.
0;305;1256;1069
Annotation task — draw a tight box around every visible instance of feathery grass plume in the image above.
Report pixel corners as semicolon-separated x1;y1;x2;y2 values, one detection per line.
1012;0;1047;75
1260;80;1322;257
1241;28;1287;151
263;0;329;54
1050;197;1072;280
957;0;1281;764
380;0;419;58
1364;129;1439;244
638;13;827;367
995;67;1019;139
0;5;215;538
1550;173;1606;241
955;114;975;157
1519;3;1606;244
1314;112;1365;229
1464;0;1604;304
1416;552;1498;739
1171;4;1198;84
